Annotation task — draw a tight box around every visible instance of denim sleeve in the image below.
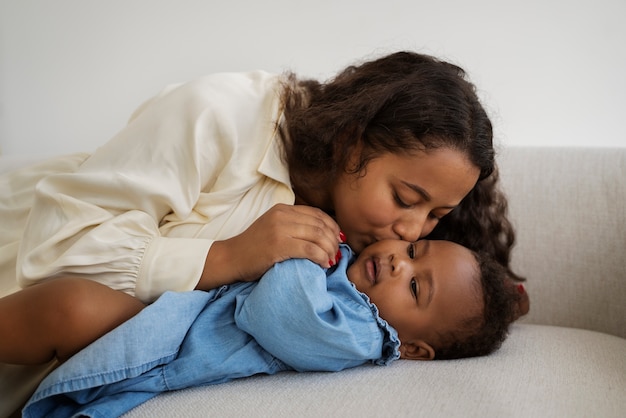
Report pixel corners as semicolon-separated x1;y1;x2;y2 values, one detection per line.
234;257;384;372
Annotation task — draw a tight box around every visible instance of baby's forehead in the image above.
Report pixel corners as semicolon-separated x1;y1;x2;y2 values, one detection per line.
430;240;483;303
429;240;478;267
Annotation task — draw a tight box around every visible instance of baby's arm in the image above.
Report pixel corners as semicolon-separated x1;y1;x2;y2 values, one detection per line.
0;278;145;364
235;257;384;371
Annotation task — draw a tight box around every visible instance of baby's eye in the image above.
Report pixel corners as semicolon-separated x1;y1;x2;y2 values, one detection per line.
410;278;418;298
407;243;415;259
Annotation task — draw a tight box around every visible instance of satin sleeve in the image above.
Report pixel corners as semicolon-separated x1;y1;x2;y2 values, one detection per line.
17;71;283;302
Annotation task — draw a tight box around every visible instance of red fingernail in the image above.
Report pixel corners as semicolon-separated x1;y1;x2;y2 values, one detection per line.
517;284;525;294
339;231;346;242
335;249;342;264
329;259;334;267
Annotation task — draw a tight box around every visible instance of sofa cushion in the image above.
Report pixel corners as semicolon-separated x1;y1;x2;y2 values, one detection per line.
498;147;626;338
122;324;626;418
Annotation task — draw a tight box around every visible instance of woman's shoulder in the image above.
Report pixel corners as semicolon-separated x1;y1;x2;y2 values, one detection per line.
135;70;285;132
178;70;283;104
126;70;286;150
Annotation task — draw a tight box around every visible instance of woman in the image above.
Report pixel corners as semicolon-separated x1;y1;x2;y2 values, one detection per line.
0;51;518;305
0;50;520;416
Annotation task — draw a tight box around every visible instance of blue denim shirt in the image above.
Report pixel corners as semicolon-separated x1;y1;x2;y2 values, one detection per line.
23;245;400;418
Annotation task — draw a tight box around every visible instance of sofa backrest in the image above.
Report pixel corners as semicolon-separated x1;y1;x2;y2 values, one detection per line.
498;147;625;338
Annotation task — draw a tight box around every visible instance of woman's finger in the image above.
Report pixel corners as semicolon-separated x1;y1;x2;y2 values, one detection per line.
261;204;341;261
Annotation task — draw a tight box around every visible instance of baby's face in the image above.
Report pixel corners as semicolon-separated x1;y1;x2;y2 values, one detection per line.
347;239;482;360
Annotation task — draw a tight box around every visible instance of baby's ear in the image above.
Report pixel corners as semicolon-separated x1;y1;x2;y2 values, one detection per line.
399;340;435;361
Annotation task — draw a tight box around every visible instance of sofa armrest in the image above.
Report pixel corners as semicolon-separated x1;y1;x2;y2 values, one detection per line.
498;147;626;338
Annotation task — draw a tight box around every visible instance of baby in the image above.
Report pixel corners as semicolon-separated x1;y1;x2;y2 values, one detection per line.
1;239;527;417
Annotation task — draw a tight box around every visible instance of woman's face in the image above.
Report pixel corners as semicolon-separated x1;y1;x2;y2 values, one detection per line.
331;147;480;253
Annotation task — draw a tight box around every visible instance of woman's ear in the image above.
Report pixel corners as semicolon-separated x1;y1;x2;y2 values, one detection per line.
341;140;362;173
399;340;435;361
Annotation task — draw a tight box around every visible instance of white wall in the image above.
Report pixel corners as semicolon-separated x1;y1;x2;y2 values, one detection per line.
1;0;625;155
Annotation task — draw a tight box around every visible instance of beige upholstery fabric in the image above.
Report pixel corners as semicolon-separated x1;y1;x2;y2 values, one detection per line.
123;325;626;418
499;147;626;338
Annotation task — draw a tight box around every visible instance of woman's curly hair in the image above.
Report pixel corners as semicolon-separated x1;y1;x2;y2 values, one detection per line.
280;50;522;280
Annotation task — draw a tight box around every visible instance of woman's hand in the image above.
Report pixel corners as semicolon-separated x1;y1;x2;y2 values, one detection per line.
197;204;342;290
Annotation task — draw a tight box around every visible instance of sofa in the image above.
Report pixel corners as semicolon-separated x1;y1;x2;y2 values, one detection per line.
2;146;625;417
125;146;625;418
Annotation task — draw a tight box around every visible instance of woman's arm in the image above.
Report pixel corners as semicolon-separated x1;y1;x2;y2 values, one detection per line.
17;72;340;302
17;77;232;301
0;278;145;364
200;203;341;290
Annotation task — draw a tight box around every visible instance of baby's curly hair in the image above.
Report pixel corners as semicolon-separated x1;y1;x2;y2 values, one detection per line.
433;252;525;360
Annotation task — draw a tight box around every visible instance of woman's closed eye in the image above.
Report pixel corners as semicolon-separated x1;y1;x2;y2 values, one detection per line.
427;212;441;221
393;192;412;209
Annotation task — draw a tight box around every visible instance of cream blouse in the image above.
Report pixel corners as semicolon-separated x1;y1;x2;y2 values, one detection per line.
0;71;295;302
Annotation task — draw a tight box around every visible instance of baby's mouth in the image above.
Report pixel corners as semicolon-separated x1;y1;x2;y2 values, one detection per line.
367;257;380;285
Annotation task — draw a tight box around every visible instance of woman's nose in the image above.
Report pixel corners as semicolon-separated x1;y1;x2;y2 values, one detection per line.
393;213;427;242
